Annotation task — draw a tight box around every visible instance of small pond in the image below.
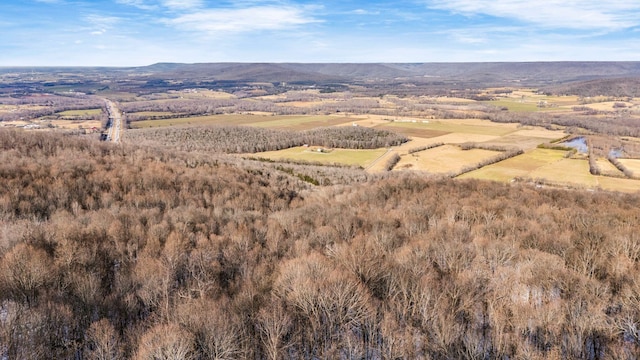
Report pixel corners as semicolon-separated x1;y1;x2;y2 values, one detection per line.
560;137;588;153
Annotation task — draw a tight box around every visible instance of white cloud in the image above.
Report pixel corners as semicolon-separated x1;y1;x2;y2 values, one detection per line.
161;0;203;10
163;5;320;33
352;9;380;15
427;0;640;30
115;0;157;11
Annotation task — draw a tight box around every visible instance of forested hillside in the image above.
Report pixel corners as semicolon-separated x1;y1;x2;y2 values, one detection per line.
2;129;640;359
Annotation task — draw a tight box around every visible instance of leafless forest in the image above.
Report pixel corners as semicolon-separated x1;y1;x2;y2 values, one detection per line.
1;129;640;359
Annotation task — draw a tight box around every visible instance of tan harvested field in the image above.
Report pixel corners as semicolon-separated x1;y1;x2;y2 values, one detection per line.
252;146;387;167
395;145;500;174
275;100;325;107
483;135;558;150
585;101;634;111
129;111;174;117
618;158;640;174
49;119;102;129
480;127;565;150
595;158;625;177
597;176;640;192
177;89;236;99
529;158;597;187
131;114;355;130
458;148;568;182
247;115;354;130
57;109;102;117
380;119;518;137
0;104;48;113
377;124;449;139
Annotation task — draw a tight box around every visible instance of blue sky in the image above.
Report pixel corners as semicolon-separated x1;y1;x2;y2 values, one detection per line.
1;0;640;66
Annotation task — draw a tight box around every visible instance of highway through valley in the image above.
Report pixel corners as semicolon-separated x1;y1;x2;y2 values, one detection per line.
104;99;123;143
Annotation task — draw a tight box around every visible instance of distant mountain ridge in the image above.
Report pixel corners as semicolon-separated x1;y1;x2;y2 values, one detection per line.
137;62;640;86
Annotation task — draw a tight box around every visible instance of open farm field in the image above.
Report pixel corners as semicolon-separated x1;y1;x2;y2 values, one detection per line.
618;158;640;174
171;89;235;99
486;99;544;112
128;111;174;117
131;114;354;130
247;115;354;130
584;101;634;111
130;114;276;128
49;119;102;129
377;124;449;138
480;127;565;150
529;158;597;187
56;108;102;117
395;144;500;173
0;104;48;113
597;175;640;192
382;119;518;137
595;158;625;177
458;148;568;182
250;146;387;167
487;90;580;112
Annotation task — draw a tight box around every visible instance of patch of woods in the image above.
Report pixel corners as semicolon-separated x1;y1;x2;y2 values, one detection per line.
0;94;105;122
120;96;383;120
543;77;640;98
3;129;640;359
124;125;408;153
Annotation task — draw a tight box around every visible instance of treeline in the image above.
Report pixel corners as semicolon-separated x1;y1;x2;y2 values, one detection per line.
120;97;383;120
543;77;640;98
3;130;640;359
489;110;640;138
0;94;104;122
125;125;407;153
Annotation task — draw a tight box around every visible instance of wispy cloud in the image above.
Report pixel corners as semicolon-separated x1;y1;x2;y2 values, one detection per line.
352;9;380;15
115;0;157;11
427;0;640;31
83;14;121;37
161;0;203;10
162;5;320;33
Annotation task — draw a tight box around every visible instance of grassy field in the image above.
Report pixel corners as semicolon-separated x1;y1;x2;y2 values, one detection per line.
529;158;597;187
395;145;500;174
131;114;273;128
49;119;102;129
595;158;625;177
247;115;353;130
617;159;640;175
130;114;354;130
57;109;102;117
128;111;174;117
382;119;518;136
458;148;568;182
249;146;387;168
597;176;640;193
